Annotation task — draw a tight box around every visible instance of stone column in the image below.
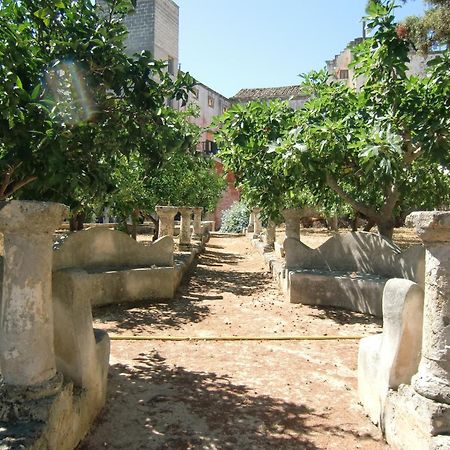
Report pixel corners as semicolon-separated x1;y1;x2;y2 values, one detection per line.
192;207;203;240
0;200;67;387
252;208;262;238
263;221;276;252
248;210;255;233
409;211;450;404
179;207;193;248
155;206;178;238
282;208;302;240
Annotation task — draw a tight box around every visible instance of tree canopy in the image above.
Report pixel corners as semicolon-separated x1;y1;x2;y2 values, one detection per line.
0;0;195;211
217;0;450;238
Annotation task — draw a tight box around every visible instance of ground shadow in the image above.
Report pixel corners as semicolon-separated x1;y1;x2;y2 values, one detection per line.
308;305;383;327
93;298;211;333
196;249;244;267
78;350;382;449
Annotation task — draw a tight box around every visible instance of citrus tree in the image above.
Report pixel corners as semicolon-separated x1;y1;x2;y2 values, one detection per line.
0;0;195;219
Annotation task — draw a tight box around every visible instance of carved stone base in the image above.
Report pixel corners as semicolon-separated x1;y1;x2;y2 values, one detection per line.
384;385;450;450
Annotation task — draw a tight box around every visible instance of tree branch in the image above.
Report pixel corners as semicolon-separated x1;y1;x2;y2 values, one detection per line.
381;183;400;216
402;131;423;166
325;173;378;220
2;176;38;199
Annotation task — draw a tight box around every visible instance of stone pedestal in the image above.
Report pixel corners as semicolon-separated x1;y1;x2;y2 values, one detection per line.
381;211;450;450
192;207;203;240
0;200;67;387
282;208;302;240
408;211;450;404
179;207;193;248
156;206;178;238
252;208;262;238
263;221;276;252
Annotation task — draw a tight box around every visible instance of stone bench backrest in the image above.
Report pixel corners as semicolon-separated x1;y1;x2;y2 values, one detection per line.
53;228;174;271
284;232;424;285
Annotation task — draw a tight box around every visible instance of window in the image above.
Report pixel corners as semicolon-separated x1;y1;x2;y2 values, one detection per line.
192;88;199;100
208;95;215;108
339;69;349;79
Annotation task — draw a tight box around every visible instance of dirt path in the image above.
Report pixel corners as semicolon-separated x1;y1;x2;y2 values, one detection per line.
78;236;388;450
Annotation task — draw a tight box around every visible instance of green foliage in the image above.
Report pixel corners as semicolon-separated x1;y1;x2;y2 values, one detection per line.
0;0;196;211
219;201;249;233
107;109;225;220
216;100;317;223
402;0;450;52
216;0;450;238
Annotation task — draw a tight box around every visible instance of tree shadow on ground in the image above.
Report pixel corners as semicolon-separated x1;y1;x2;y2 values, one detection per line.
93;298;211;333
308;305;383;327
79;350;381;450
196;249;243;267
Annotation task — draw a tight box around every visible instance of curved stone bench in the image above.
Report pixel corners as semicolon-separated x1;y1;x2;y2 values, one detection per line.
53;228;175;306
284;232;424;317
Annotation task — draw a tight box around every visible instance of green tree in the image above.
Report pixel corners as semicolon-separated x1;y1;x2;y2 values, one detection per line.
281;0;450;238
402;0;450;52
0;0;195;217
216;100;319;223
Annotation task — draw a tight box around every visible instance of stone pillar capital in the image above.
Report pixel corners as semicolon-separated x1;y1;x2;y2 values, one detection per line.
0;200;68;234
178;207;193;216
281;208;303;221
407;211;450;243
155;205;178;217
156;206;178;238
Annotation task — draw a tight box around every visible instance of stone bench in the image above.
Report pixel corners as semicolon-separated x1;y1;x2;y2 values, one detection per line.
284;232;424;317
53;228;176;306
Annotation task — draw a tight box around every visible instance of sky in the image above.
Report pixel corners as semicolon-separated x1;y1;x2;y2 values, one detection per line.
175;0;427;97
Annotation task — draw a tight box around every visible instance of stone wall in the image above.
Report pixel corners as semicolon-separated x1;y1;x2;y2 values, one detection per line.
153;0;178;67
123;0;155;55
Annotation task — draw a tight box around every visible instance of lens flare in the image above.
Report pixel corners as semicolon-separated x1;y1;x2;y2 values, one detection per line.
45;60;95;124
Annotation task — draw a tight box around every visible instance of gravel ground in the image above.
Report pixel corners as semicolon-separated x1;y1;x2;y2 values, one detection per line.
78;233;390;450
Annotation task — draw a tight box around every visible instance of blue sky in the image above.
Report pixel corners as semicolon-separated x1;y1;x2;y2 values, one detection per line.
175;0;426;97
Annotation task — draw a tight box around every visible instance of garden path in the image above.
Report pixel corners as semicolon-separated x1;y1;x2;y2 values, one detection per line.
78;235;388;450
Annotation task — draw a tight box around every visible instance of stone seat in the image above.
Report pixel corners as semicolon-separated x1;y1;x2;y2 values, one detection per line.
53;228;176;307
358;278;424;426
283;232;424;317
289;269;388;316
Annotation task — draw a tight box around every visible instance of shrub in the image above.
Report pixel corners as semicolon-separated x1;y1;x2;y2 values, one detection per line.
220;202;249;233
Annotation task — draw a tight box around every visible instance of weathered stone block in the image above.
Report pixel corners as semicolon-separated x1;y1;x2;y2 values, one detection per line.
358;279;424;424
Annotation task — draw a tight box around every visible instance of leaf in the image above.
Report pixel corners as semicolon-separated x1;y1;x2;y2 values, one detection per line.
31;84;41;100
33;7;53;27
16;76;23;89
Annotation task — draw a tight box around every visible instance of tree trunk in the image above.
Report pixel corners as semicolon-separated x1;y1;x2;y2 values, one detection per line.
363;218;376;232
376;218;395;240
69;211;85;232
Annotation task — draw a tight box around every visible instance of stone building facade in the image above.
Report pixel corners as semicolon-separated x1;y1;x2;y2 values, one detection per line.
326;37;439;88
123;0;179;74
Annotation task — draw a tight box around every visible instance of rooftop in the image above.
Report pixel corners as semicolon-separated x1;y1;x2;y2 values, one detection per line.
230;85;307;102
